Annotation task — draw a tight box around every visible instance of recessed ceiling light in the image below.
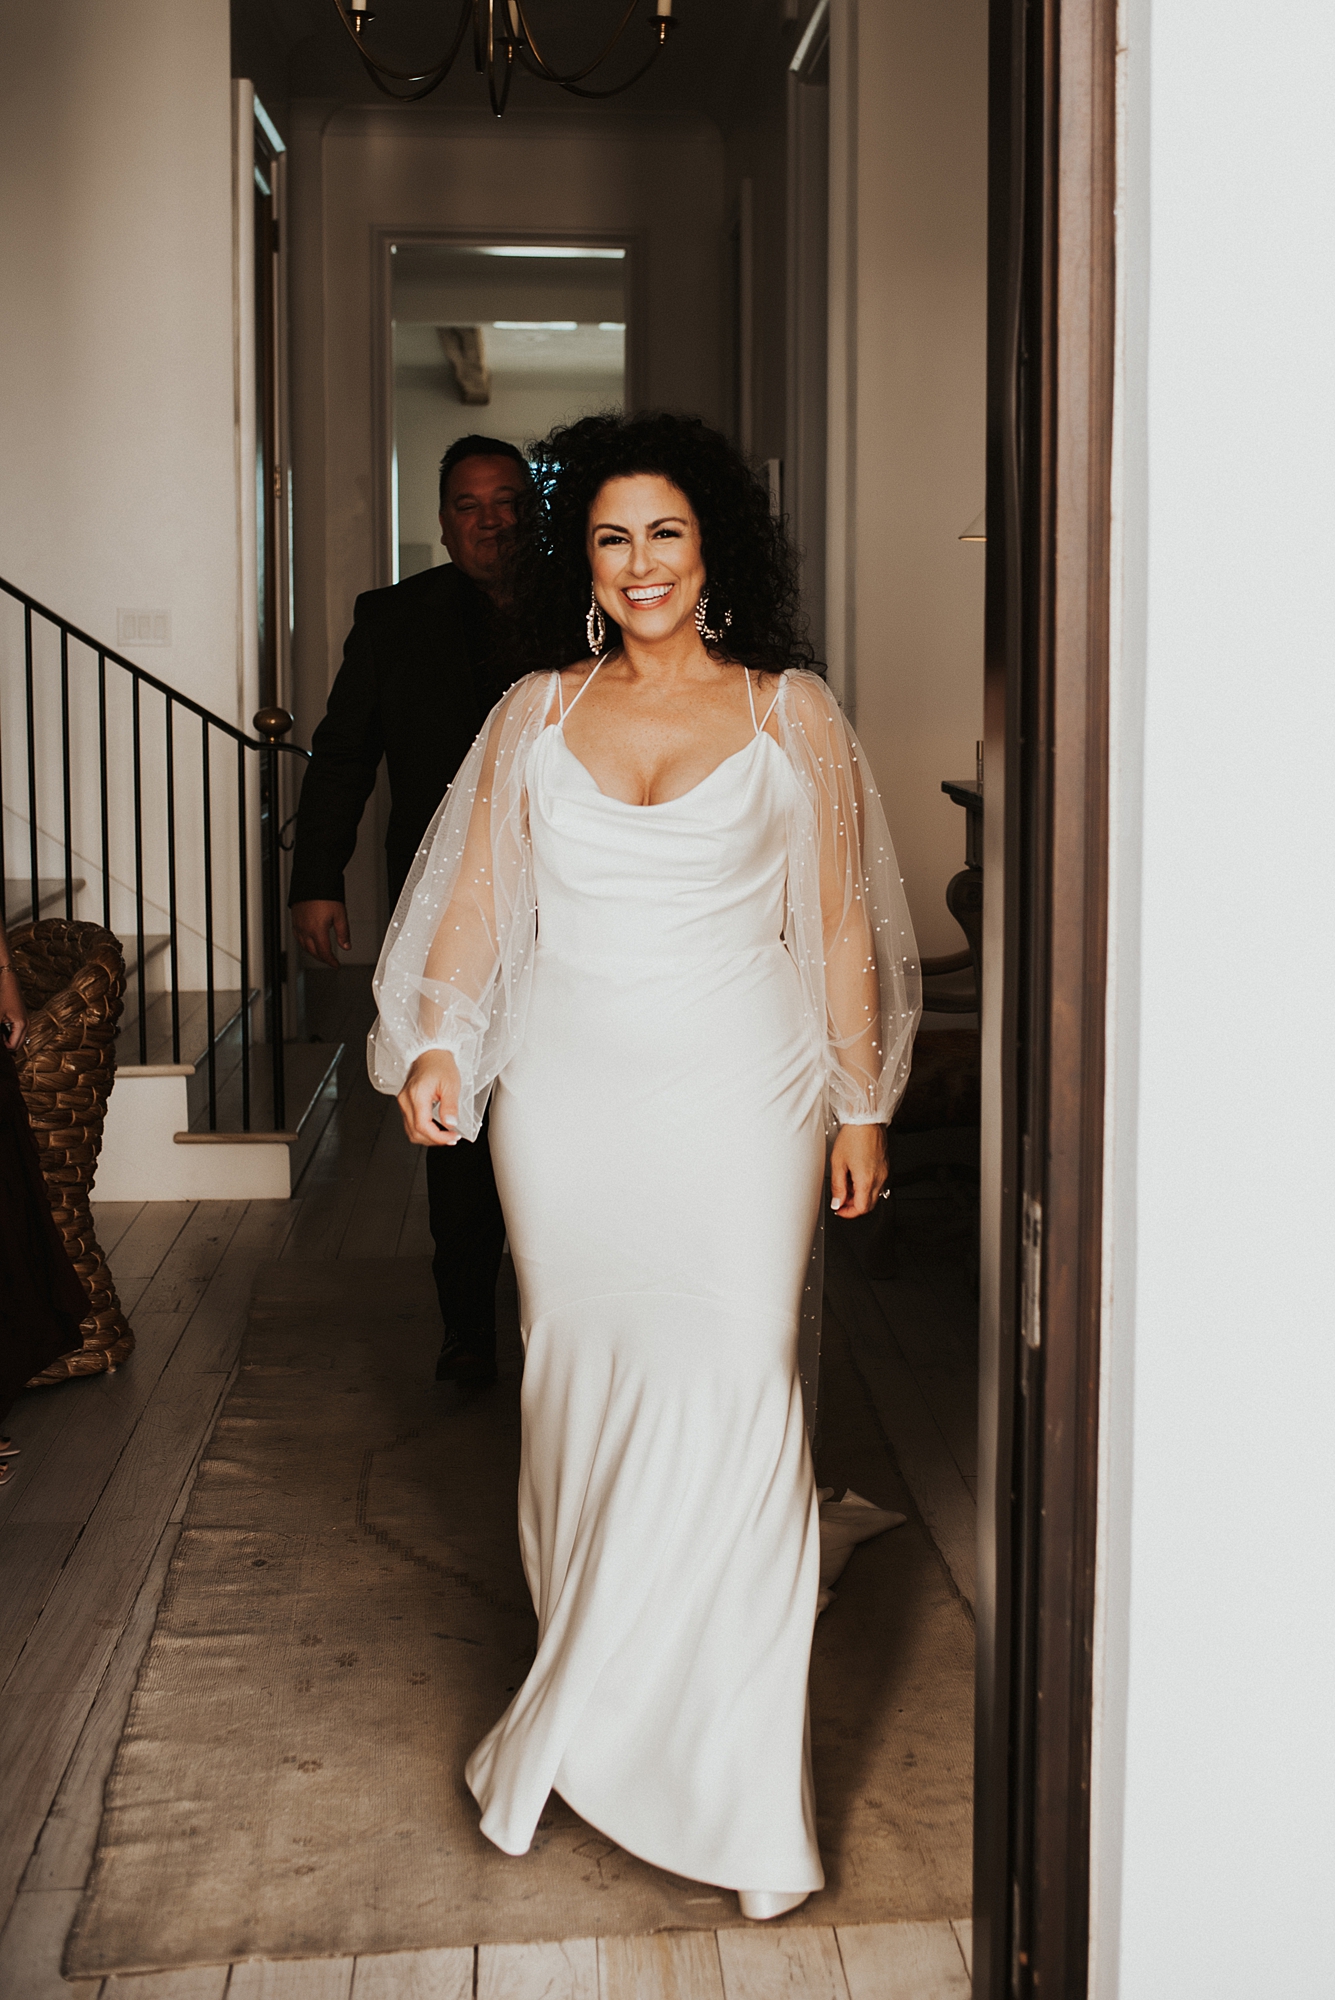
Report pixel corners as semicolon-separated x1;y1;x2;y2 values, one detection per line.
493;320;578;331
598;322;627;332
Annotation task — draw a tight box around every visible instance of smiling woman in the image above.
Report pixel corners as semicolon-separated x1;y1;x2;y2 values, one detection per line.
506;410;815;674
367;408;920;1924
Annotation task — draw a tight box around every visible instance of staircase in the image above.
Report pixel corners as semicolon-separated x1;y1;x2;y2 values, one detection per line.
97;954;343;1201
1;580;343;1200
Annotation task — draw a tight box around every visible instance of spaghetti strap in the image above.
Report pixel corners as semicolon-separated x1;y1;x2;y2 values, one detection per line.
560;653;606;724
757;673;783;735
745;668;760;733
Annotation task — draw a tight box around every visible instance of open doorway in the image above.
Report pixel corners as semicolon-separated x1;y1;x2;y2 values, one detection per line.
388;240;630;581
361;15;992;1971
312;7;1112;1985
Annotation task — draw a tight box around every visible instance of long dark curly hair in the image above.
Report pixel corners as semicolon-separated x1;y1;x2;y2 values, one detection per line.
503;411;821;676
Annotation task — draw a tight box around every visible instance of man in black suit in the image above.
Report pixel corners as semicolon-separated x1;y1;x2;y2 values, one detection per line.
289;435;529;1386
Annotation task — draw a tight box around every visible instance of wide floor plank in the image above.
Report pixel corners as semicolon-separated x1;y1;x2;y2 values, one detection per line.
89;1200;144;1257
3;1224;204;1522
9;1199;248;1528
102;1967;229;1997
717;1925;850;1999
599;1931;725;2000
228;1959;356;1999
0;1520;82;1686
159;1197;302;1380
127;1199;251;1320
23;1524;182;1894
100;1199;197;1291
835;1921;971;2000
0;1887;101;2000
0;1309;237;1910
336;1094;419;1260
7;1310;191;1528
477;1937;598;2000
351;1946;474;1999
282;1086;392;1265
0;1298;206;1705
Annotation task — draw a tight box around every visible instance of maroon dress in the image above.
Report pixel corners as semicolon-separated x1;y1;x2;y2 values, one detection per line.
0;1040;85;1419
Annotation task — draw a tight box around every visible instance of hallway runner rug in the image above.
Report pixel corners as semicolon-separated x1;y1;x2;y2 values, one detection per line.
67;1256;972;1976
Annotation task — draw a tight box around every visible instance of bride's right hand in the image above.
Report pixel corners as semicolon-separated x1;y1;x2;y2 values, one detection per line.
398;1049;463;1146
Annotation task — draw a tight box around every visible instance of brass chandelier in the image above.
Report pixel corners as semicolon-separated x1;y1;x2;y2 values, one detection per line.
332;0;678;114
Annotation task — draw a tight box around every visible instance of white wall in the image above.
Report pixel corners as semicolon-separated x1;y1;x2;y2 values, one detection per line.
0;0;253;989
1094;1;1335;1993
0;0;240;722
826;0;989;959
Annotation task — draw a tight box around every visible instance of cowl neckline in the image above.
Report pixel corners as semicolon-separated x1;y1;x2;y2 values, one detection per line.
550;721;777;813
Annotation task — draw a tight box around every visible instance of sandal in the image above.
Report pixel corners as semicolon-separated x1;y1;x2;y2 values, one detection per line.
0;1463;12;1487
0;1437;19;1458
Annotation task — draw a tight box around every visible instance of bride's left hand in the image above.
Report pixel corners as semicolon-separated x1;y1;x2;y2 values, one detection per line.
829;1124;888;1218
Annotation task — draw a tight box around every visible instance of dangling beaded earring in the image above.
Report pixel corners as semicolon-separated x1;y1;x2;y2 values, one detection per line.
694;590;733;647
586;588;607;655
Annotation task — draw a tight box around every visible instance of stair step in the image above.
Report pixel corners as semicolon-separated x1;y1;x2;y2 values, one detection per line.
180;1040;344;1143
118;932;171;981
97;1039;346;1200
3;876;88;924
116;985;250;1072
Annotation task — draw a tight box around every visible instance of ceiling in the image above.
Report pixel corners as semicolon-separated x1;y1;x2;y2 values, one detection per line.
395;320;626;380
237;0;795;131
390;243;629;326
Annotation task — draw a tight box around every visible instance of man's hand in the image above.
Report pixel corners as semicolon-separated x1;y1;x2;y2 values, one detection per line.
292;900;351;970
829;1123;889;1218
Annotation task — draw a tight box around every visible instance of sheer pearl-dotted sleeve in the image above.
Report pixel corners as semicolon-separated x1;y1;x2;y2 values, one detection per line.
367;673;549;1139
778;672;921;1128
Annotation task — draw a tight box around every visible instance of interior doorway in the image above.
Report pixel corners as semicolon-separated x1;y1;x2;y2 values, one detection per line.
385;238;632;582
342;8;1118;1979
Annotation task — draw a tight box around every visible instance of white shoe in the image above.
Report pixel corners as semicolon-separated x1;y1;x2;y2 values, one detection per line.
738;1889;810;1921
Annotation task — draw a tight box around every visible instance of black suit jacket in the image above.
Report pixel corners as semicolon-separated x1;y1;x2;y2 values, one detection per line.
288;564;512;909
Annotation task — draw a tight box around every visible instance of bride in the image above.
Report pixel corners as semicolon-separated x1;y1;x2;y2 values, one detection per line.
370;411;919;1921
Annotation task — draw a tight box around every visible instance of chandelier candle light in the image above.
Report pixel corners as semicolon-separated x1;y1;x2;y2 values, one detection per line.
338;0;677;114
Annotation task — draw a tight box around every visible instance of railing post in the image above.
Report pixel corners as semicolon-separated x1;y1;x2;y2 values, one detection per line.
24;604;39;923
60;628;73;918
254;706;293;1132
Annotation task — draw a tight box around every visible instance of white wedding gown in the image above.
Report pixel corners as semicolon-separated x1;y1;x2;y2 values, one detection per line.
369;661;920;1898
468;667;826;1892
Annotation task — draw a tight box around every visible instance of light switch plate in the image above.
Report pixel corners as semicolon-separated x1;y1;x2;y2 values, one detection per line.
117;608;171;645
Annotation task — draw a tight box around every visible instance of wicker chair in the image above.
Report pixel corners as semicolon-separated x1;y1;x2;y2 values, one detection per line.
10;919;134;1382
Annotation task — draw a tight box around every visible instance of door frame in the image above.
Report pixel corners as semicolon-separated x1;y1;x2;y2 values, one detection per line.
369;226;647;593
973;0;1117;1993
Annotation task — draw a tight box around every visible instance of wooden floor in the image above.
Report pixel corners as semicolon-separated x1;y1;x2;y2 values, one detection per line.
0;981;979;2000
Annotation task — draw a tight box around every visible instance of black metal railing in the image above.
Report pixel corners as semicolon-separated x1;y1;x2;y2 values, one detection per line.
0;576;308;1133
